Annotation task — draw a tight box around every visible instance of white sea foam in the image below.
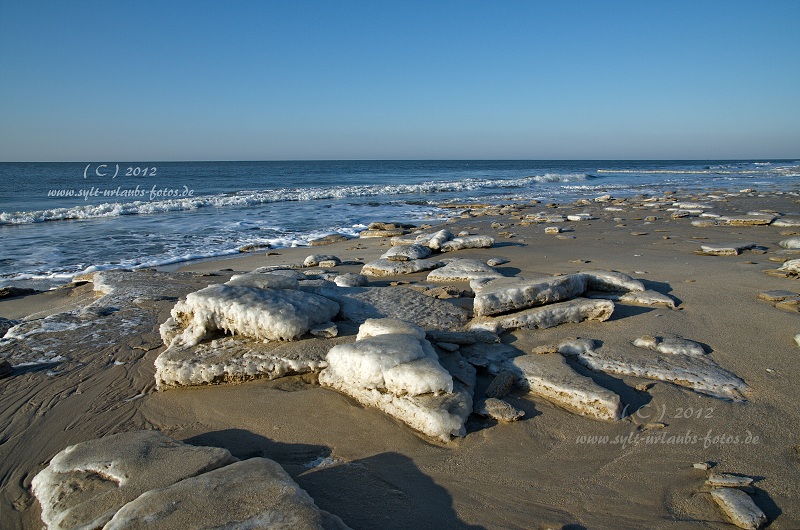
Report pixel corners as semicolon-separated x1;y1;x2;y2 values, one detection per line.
0;173;591;225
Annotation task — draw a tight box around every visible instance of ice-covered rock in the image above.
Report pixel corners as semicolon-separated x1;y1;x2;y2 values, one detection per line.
155;335;341;389
567;213;596;222
225;272;299;290
380;244;432;261
486;257;509;266
426;228;454;250
779;237;800;249
558;338;748;401
304;254;342;267
469;298;614;334
333;273;369;287
586;289;676;308
471;274;589;317
505;352;623;421
474;398;525;422
31;430;236;530
440;235;495;252
778;259;800;273
633;336;705;357
710;488;767;530
319;319;473;441
581;270;645;292
426;259;503;282
162;284;340;346
699;242;757;256
706;473;754;488
319;286;469;331
103;458;349;530
361;258;445;276
773;217;800;227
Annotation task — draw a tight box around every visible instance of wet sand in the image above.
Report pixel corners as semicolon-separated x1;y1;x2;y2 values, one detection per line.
2;189;800;529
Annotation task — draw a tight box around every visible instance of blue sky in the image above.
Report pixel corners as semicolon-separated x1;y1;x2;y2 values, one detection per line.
1;1;798;161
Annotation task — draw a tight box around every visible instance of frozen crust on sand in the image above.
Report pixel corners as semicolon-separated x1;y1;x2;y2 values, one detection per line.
103;458;350;530
471;274;589;317
162;283;340;346
558;338;749;402
31;430;236;530
319;319;474;442
426;259;504;282
469;298;614;334
154;335;346;389
505;353;623;421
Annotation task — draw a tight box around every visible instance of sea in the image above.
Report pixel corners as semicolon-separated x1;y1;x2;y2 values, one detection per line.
1;160;798;290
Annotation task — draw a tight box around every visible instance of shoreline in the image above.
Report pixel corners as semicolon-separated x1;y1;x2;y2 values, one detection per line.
2;187;800;528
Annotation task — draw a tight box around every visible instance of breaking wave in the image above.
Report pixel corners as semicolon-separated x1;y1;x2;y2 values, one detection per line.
0;173;592;224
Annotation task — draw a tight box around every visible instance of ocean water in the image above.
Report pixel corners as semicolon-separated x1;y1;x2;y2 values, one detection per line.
1;160;798;290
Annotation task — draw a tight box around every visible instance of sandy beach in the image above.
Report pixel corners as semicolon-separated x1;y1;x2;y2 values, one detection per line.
2;188;800;529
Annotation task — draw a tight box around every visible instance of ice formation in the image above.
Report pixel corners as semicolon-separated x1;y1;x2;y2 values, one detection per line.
426;259;504;282
225;272;299;290
440;235;495;252
319;318;473;441
31;430;235;530
710;488;767;530
103;458;349;530
581;270;645;292
361;258;445;276
161;283;340;346
471;275;589;317
505;353;623;421
469;298;614;334
558;338;748;401
779;237;800;249
380;244;432;261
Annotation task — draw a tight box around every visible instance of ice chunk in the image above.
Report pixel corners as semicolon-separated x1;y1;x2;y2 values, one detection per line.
165;284;340;346
426;259;504;282
380;244;431;261
303;254;342;267
558;338;748;401
356;317;426;340
319;319;472;441
31;430;235;530
440;235;495;252
225;272;299;290
103;458;349;530
333;272;369;287
581;270;645;292
633;336;705;357
586;289;676;308
506;352;622;421
361;258;445;276
472;274;589;317
469;298;614;334
699;242;757;256
426;228;454;250
779;237;800;249
779;259;800;273
474;398;525;421
710;488;767;530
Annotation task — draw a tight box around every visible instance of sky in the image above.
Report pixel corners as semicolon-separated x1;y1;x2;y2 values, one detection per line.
0;1;798;161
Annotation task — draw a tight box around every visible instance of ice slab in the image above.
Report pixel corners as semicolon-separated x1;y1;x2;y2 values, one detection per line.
586;289;676;308
162;284;340;346
361;258;445;276
469;298;614;334
31;430;235;530
155;335;345;389
699;243;757;256
581;270;645;292
558;338;748;401
710;488;767;530
779;237;800;249
471;274;589;317
103;458;349;530
426;259;503;282
380;244;432;261
225;272;299;290
319;319;473;441
505;353;623;421
440;235;495;252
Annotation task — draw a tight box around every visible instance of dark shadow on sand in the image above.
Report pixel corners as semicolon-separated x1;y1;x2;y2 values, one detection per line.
186;430;484;529
298;451;486;530
563;354;652;417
